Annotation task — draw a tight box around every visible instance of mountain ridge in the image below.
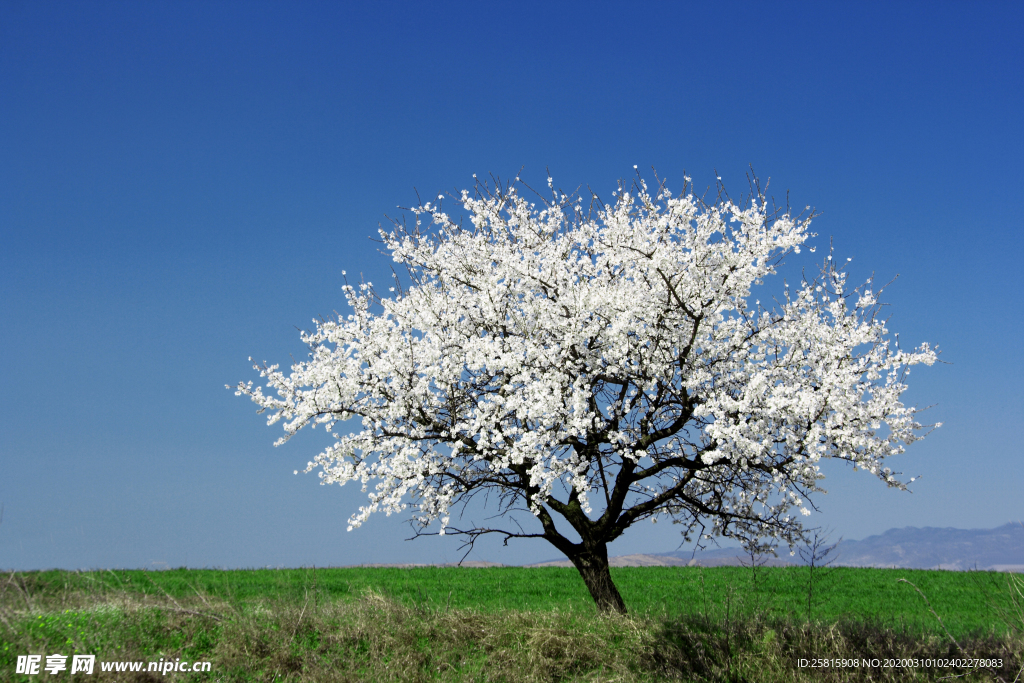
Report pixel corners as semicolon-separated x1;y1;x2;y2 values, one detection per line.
525;522;1024;571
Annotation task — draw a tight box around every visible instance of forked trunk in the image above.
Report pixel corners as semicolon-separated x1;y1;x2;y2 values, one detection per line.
568;543;627;614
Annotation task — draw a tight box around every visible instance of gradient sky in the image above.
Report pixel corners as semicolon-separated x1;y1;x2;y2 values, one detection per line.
1;1;1021;571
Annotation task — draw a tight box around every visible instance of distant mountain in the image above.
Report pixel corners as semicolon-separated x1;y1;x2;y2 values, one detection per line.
528;554;692;568
652;523;1024;571
525;523;1024;571
822;523;1024;571
527;549;795;568
652;546;798;568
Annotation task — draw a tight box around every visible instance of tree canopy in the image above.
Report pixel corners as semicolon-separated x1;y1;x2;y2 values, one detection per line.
234;171;938;612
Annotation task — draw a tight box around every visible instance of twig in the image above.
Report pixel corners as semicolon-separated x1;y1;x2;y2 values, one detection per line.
188;579;237;619
897;579;989;682
0;569;16;600
898;579;963;653
142;573;222;622
0;572;16;629
105;569;126;590
8;572;33;612
290;590;310;642
698;566;711;631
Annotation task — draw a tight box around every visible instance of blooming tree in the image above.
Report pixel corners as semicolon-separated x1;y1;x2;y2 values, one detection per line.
233;171;938;613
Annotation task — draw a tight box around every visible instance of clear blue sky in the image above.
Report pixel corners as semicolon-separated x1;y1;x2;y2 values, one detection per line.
1;1;1021;570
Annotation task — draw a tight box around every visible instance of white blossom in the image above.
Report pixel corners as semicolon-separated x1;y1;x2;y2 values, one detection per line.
233;170;938;568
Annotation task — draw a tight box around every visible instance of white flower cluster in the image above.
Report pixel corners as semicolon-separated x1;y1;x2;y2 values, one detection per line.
234;173;937;546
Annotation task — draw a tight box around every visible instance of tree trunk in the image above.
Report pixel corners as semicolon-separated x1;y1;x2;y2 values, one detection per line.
568;543;627;614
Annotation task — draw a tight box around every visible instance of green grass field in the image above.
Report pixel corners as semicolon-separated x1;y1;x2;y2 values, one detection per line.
2;565;1022;681
9;565;1017;635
